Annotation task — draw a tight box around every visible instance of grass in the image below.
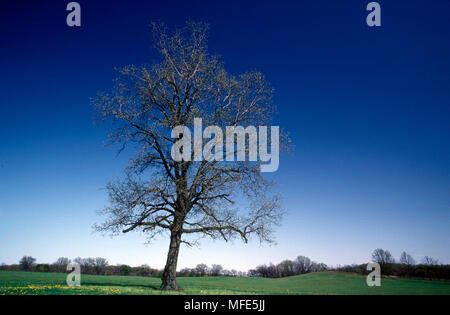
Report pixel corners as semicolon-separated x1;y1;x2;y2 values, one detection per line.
0;271;448;295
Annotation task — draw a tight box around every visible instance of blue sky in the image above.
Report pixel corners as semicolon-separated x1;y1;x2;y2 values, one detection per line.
0;0;449;270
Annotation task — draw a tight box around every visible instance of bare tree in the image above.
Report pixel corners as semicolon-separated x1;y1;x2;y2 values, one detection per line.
73;257;94;274
399;252;415;265
93;21;285;290
371;248;395;271
278;259;295;277
94;257;109;275
195;264;209;277
294;255;312;274
19;256;36;272
422;256;439;266
54;257;71;272
210;264;223;276
55;257;71;266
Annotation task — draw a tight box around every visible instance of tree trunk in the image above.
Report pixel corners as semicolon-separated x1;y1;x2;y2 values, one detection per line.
160;228;183;291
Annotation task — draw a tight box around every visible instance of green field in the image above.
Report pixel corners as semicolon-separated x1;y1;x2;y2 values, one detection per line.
0;271;448;295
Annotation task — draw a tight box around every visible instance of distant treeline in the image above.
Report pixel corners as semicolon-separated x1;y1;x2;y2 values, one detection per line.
0;256;161;277
0;255;325;278
1;249;447;280
331;249;450;280
248;256;327;278
0;257;245;277
333;263;450;280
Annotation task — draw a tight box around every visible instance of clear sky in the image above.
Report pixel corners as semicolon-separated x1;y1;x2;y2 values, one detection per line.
0;0;449;271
